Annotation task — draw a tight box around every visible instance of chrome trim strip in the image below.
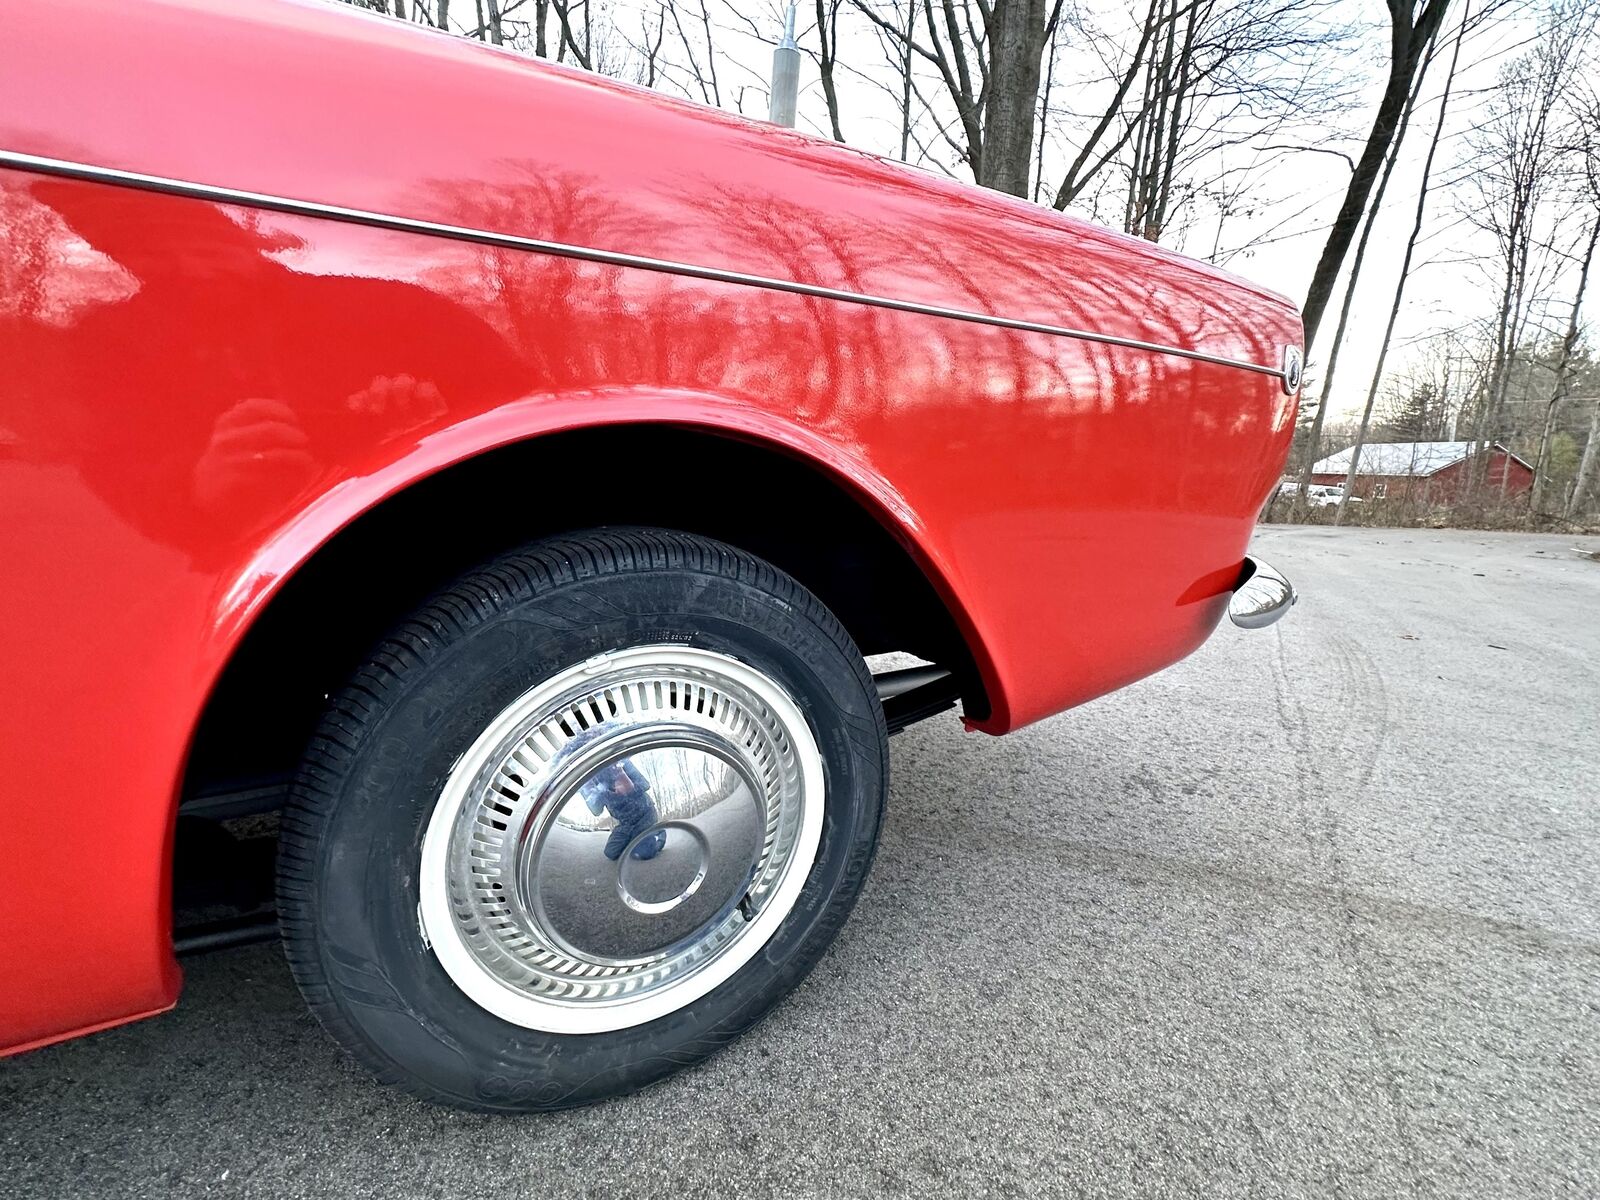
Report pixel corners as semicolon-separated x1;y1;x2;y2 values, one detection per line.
0;149;1286;380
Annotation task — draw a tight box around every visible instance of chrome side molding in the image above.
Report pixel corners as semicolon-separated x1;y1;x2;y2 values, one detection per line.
1229;556;1296;629
0;148;1290;383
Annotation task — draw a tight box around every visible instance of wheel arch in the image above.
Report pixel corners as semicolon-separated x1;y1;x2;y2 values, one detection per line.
181;410;999;802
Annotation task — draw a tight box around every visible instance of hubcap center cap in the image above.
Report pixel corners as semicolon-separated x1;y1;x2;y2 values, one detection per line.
522;746;766;963
615;821;710;915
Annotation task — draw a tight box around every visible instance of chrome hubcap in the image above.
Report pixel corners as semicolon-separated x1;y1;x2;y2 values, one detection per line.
419;646;823;1033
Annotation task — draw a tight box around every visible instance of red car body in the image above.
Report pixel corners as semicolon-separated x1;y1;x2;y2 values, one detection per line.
0;0;1299;1055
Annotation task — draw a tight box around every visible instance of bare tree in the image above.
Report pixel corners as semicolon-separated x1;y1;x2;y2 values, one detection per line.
481;0;505;44
551;1;593;67
632;3;669;85
1333;1;1468;524
1033;8;1059;200
839;1;919;158
1300;0;1454;347
1124;0;1200;240
1047;0;1161;211
889;2;918;158
1570;377;1600;515
1566;85;1600;516
1464;4;1594;494
856;0;1063;196
664;0;722;105
815;0;847;139
1376;374;1451;440
1115;0;1347;244
1533;216;1598;511
1290;21;1438;517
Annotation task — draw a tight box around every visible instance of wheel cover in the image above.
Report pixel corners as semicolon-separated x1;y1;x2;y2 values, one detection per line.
419;645;824;1033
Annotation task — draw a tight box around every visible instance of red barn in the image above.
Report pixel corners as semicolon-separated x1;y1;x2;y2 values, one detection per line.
1311;441;1533;502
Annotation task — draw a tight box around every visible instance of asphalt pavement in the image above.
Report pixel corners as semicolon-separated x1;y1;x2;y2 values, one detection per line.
4;526;1598;1199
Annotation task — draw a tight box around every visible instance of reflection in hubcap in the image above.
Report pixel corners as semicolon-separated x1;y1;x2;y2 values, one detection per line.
418;647;824;1034
525;746;765;959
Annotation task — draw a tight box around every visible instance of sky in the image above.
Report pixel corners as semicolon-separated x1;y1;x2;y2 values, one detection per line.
419;0;1583;422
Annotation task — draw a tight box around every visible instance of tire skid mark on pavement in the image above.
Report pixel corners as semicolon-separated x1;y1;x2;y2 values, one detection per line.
1270;620;1425;1199
886;804;1600;962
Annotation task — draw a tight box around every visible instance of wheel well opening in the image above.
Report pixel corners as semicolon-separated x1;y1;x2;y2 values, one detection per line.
181;424;988;803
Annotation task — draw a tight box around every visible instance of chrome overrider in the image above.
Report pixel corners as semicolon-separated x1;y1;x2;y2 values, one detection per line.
1228;556;1296;629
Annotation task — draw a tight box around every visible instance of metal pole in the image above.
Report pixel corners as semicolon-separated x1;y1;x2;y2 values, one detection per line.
768;2;800;127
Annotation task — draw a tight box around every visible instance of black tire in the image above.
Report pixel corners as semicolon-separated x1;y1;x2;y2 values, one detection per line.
276;528;889;1112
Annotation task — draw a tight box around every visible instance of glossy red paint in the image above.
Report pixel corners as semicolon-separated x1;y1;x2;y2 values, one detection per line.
0;0;1300;1054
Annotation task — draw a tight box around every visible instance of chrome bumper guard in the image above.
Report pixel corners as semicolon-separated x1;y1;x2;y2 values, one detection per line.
1229;556;1296;629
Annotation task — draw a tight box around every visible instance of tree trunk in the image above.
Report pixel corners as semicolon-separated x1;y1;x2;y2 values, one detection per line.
1334;2;1465;526
978;0;1051;196
1472;227;1532;492
1145;0;1200;241
699;0;720;107
897;2;914;160
1292;26;1436;518
817;0;845;141
1050;0;1158;211
1532;215;1598;511
1034;15;1055;201
1129;0;1178;237
1301;0;1453;346
553;1;591;68
1569;398;1600;517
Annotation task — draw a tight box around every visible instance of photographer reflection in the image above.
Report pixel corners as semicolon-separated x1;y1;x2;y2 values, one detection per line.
581;760;666;862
